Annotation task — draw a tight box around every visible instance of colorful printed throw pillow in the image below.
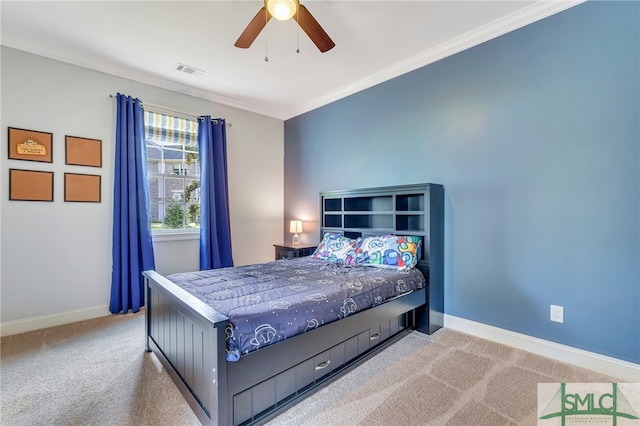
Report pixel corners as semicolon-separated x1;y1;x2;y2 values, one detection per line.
311;232;357;265
355;235;421;270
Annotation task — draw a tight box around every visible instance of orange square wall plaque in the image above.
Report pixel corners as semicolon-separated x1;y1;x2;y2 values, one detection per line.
64;173;101;202
65;136;102;167
9;169;54;201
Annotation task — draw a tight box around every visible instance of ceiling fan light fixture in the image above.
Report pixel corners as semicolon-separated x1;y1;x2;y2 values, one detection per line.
235;0;334;52
266;0;298;21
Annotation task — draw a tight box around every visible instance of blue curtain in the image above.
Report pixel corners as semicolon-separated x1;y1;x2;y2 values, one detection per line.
199;116;234;270
109;93;155;314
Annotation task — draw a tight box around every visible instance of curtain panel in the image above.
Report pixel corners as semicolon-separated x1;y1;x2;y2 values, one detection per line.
109;93;156;314
199;116;233;270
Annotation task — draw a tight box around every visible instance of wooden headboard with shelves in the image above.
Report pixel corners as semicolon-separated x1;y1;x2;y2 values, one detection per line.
319;183;445;333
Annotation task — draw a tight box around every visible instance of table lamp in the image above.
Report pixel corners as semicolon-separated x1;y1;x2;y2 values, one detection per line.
289;220;302;245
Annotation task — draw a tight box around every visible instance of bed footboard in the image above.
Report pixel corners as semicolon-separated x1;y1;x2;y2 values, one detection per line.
144;270;230;425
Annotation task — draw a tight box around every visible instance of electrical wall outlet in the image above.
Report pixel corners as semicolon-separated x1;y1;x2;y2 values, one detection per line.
550;305;564;323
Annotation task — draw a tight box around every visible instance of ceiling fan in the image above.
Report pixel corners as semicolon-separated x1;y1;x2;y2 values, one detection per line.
234;0;335;53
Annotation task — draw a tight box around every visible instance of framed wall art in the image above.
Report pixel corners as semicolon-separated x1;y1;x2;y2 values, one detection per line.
64;173;101;202
65;135;102;167
8;127;53;163
9;169;54;202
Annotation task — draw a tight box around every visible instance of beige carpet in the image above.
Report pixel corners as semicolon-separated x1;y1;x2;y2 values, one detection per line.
1;312;617;425
267;329;616;426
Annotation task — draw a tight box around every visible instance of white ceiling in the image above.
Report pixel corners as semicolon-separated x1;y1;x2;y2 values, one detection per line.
1;1;582;120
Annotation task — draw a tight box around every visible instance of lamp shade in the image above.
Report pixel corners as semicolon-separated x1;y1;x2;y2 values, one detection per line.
289;220;302;234
266;0;298;20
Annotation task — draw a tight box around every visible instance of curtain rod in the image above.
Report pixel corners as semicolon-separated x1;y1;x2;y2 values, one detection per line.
109;94;231;126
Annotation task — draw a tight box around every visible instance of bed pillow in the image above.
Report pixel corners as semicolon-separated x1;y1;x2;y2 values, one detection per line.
355;235;421;270
311;232;358;265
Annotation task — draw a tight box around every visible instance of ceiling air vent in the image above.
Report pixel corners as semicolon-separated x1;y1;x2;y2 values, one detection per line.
175;63;204;77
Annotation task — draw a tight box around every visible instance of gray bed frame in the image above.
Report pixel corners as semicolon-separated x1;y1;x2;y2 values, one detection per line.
143;183;444;425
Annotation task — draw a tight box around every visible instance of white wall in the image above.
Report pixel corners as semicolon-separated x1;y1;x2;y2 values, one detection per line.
0;46;283;328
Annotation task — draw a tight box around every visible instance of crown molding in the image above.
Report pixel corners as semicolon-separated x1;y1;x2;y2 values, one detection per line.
1;0;584;121
289;0;585;119
0;35;292;120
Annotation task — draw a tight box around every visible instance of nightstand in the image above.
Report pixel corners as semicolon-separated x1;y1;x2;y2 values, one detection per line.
274;243;317;260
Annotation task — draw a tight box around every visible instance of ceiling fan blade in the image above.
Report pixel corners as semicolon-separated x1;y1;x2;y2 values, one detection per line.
234;6;271;48
294;4;335;53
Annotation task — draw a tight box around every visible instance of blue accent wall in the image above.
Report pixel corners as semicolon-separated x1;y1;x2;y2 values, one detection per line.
284;2;639;363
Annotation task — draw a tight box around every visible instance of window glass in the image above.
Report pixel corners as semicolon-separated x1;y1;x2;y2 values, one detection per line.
144;111;199;231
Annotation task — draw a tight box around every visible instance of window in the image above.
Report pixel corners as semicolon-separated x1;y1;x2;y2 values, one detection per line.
144;110;200;232
172;163;188;175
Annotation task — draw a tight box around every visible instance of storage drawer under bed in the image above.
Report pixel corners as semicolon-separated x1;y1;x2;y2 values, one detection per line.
232;312;411;425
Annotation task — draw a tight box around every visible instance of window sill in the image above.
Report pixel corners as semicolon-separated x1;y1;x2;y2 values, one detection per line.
152;230;199;242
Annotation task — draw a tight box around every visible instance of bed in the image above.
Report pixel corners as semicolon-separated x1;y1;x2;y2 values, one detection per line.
143;183;444;425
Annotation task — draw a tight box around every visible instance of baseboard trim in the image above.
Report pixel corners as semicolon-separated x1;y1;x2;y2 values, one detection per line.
0;305;110;337
444;314;640;382
3;309;637;381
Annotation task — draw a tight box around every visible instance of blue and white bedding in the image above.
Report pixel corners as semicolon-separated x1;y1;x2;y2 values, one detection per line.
166;257;426;361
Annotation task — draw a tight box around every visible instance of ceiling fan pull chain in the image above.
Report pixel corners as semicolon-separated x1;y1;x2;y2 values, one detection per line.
265;39;269;62
265;7;269;62
296;7;300;53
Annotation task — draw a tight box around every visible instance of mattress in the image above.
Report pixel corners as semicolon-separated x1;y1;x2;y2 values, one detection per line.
167;257;426;361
